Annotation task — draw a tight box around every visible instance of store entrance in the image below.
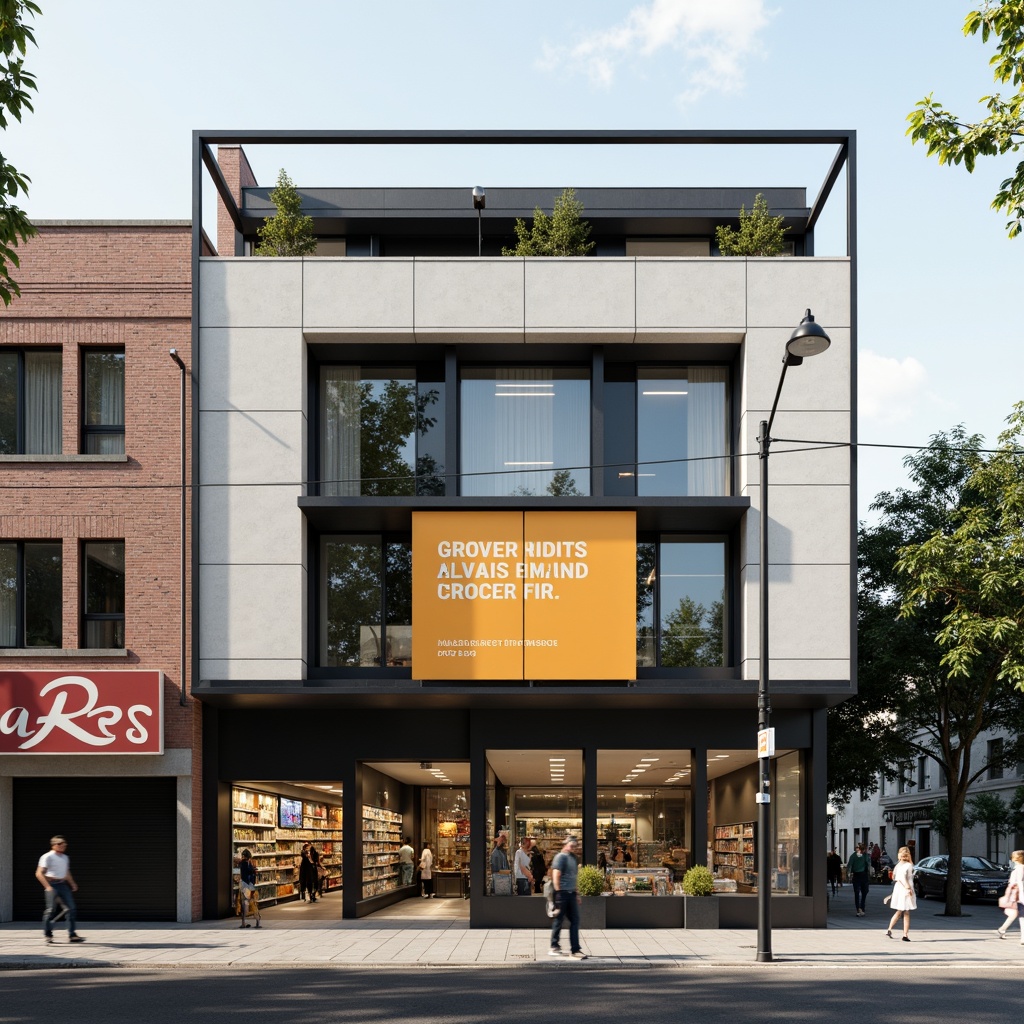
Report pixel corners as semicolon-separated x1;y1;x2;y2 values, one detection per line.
362;761;470;917
231;781;344;918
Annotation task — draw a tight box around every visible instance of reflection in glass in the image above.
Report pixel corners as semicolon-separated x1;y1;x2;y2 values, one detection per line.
83;351;125;454
83;541;124;649
659;541;725;668
0;541;62;648
460;368;590;496
774;750;802;894
321;537;412;667
0;351;62;455
596;786;692;879
636;542;656;666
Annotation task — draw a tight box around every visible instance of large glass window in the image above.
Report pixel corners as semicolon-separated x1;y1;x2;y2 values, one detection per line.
0;541;62;648
319;366;444;496
320;536;411;667
0;349;63;454
82;540;125;648
637;538;726;668
83;349;125;454
606;365;728;497
460;367;590;496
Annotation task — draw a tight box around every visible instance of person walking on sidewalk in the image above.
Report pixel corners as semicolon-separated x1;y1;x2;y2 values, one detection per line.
35;835;84;945
827;849;842;896
847;843;871;917
885;846;917;941
995;849;1024;941
549;836;587;960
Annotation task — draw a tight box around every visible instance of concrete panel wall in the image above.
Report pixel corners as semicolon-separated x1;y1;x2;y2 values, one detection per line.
199;255;852;688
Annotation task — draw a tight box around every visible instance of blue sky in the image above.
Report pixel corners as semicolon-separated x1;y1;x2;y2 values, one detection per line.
7;0;1022;519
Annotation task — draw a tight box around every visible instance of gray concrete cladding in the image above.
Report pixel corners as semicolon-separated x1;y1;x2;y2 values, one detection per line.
197;255;852;683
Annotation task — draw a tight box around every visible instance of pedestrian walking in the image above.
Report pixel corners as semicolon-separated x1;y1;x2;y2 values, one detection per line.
529;839;546;894
827;849;842;896
298;842;318;903
548;835;587;960
847;843;871;916
994;849;1024;941
884;846;917;941
35;835;84;945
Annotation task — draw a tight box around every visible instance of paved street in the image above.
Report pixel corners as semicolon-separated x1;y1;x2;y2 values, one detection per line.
0;966;1012;1023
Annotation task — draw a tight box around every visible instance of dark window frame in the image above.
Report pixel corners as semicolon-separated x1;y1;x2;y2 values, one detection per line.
81;347;126;454
81;539;125;649
0;347;63;455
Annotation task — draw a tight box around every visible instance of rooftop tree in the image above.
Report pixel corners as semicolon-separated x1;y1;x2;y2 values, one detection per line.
254;169;317;257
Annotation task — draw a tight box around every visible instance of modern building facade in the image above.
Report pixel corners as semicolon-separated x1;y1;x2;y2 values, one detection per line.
0;222;200;922
195;131;856;928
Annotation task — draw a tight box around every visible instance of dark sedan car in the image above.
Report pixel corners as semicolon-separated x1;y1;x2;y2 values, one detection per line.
913;855;1007;902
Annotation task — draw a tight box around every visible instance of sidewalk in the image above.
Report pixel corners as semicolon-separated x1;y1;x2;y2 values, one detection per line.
2;897;1021;970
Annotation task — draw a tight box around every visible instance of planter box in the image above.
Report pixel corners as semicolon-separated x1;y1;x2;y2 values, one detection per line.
578;896;607;929
684;895;720;929
605;894;684;928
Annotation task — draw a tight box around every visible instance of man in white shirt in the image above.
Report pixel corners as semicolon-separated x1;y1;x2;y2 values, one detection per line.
35;835;84;945
398;837;415;886
514;836;535;896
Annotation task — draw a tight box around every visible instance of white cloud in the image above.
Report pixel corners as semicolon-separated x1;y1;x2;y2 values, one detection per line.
538;0;774;106
858;350;928;426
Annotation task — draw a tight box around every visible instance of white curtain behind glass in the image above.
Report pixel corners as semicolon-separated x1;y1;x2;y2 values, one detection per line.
496;368;554;495
90;354;125;453
0;544;15;646
321;366;360;496
25;352;62;454
686;367;727;495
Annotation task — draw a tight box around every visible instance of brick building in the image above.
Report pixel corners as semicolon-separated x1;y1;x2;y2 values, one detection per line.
0;222;201;921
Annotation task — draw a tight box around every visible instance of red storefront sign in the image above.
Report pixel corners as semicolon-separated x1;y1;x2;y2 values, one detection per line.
0;671;164;754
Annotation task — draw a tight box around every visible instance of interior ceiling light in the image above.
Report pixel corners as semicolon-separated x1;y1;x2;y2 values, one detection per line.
640;758;660;762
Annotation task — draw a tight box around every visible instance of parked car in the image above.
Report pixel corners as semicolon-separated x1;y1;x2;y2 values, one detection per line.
913;855;1006;902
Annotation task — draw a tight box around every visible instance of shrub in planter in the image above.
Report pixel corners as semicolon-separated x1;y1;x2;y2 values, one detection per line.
681;865;716;896
576;865;607;897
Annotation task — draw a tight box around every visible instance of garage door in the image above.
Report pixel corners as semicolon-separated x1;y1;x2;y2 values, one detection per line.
13;777;177;921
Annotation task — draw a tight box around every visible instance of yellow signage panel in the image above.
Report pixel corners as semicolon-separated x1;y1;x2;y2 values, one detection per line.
523;511;637;680
412;511;636;681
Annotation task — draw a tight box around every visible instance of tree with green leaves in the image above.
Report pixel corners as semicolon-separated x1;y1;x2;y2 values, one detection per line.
0;0;41;305
830;420;1024;913
660;597;724;668
254;169;317;257
907;2;1024;237
502;187;595;256
714;193;789;256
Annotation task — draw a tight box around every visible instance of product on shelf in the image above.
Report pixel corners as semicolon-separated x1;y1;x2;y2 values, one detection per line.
361;805;403;899
711;821;757;891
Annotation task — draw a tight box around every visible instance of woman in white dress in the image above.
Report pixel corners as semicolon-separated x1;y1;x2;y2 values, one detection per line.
995;849;1024;940
885;846;917;941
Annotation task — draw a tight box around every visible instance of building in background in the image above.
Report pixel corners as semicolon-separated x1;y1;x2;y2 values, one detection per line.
831;728;1024;865
0;222;200;922
194;131;856;928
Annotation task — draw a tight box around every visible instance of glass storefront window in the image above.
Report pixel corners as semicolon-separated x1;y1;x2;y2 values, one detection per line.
774;750;802;894
460;367;590;496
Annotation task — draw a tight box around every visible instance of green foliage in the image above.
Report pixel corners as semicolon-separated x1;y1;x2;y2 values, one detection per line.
714;194;789;256
660;597;724;668
0;0;42;305
502;187;595;256
966;791;1015;841
831;419;1024;912
906;2;1024;237
546;468;583;496
254;169;317;257
576;865;607;896
681;864;715;896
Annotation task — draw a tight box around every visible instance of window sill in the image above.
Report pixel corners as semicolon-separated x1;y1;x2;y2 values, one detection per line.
0;454;128;464
0;647;129;658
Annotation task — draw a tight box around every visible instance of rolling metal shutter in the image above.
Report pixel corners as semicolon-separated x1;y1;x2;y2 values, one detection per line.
13;777;177;921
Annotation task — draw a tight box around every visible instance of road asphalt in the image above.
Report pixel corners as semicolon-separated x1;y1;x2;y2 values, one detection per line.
3;891;1022;970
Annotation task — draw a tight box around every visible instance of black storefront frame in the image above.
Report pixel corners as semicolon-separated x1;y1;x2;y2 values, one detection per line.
203;702;827;927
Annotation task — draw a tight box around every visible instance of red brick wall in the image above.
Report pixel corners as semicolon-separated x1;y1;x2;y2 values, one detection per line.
0;223;201;917
216;147;258;257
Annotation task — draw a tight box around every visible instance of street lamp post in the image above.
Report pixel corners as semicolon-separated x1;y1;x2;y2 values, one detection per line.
756;308;831;963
